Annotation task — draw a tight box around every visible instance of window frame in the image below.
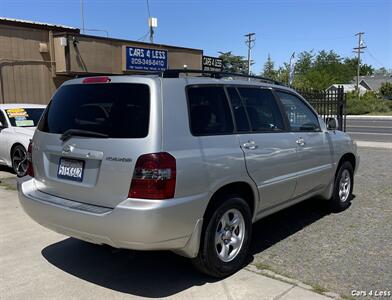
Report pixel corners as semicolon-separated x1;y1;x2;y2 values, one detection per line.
224;85;290;134
185;84;303;137
272;88;322;133
185;84;235;137
0;110;9;128
38;83;151;138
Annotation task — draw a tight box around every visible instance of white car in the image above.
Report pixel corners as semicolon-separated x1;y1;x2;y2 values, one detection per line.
0;104;46;177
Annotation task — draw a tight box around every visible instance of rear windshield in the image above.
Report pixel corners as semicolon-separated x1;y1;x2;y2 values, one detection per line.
6;108;45;127
38;83;150;138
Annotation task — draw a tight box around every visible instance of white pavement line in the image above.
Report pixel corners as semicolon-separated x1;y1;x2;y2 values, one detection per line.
348;132;392;136
356;141;392;149
348;125;392;129
346;115;392;120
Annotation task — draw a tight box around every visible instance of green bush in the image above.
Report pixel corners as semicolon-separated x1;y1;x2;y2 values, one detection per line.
346;91;392;115
380;82;392;98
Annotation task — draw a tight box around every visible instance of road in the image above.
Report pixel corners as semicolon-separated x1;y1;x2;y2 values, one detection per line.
346;116;392;143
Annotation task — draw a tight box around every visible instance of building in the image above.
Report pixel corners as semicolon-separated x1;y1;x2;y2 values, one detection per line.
0;18;203;105
356;75;392;92
326;84;367;95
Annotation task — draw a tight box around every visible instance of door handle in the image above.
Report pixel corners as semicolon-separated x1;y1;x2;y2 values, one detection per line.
296;138;305;146
242;141;258;150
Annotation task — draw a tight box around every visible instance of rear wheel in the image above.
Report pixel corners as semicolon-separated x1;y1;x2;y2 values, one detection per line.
330;161;354;212
11;145;28;177
192;195;252;278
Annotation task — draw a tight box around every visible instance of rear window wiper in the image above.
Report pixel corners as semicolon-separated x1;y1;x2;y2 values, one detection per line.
60;129;109;142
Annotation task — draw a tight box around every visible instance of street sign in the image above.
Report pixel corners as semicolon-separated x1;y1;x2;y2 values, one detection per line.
125;46;168;72
202;56;223;72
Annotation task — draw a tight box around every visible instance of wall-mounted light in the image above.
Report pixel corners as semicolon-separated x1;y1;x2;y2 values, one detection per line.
59;37;68;47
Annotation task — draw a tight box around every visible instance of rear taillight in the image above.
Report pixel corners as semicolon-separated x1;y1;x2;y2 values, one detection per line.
26;141;34;177
129;152;176;200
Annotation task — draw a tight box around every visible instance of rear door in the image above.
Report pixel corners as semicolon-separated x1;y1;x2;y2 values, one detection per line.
33;80;157;208
226;87;298;211
275;90;333;198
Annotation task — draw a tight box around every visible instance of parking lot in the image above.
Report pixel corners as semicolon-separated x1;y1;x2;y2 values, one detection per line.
0;147;391;299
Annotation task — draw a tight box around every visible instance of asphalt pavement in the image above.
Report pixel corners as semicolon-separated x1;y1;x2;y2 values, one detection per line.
346;116;392;143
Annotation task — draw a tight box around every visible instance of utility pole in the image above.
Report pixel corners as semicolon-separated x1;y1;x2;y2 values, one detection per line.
80;0;85;34
353;32;366;97
245;33;256;75
148;17;157;44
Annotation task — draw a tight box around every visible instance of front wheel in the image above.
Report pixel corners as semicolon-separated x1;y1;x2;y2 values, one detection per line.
330;161;354;212
11;145;28;177
192;196;252;278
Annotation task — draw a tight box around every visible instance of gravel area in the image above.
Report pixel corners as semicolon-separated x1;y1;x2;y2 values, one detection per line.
251;148;392;298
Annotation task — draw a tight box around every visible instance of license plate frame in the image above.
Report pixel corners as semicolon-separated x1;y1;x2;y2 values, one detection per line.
57;157;85;182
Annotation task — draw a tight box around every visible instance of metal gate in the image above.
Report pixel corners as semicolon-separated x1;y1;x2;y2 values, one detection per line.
298;86;347;131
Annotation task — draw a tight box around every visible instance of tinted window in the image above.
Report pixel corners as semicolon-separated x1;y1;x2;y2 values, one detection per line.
276;91;320;132
227;88;251;132
38;83;150;138
187;86;234;136
0;110;7;127
237;88;284;132
6;108;44;127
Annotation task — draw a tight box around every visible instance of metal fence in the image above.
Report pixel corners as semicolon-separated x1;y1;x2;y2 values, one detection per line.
299;86;347;131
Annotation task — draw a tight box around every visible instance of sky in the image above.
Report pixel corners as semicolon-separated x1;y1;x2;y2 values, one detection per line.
1;0;391;73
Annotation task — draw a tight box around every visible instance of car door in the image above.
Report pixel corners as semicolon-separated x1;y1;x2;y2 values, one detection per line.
275;90;333;198
226;87;299;212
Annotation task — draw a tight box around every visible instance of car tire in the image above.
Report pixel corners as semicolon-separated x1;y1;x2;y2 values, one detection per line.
330;161;354;212
192;195;252;278
11;144;28;177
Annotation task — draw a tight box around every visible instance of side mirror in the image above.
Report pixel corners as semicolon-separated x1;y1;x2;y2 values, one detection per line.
0;121;4;128
326;117;338;130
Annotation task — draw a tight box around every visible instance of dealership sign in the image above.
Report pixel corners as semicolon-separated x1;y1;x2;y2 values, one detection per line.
125;46;168;72
202;56;223;72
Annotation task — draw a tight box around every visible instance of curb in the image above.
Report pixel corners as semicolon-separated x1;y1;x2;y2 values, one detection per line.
346;115;392;120
356;141;392;149
246;265;341;299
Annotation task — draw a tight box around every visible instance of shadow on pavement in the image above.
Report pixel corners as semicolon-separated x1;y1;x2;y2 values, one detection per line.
250;196;353;254
41;196;354;297
0;165;15;175
42;238;217;298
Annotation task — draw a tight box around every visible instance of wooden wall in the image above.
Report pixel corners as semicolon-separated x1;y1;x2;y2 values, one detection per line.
0;24;70;104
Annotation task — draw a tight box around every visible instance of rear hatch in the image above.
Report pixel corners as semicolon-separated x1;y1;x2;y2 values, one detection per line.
32;78;160;208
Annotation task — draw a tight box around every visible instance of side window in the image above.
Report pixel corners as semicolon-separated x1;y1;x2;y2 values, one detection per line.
226;87;251;132
276;91;320;132
237;88;284;132
187;86;234;136
0;110;8;128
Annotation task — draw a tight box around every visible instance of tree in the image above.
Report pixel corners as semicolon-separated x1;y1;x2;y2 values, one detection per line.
218;51;249;74
379;82;392;98
344;58;374;76
262;54;277;79
295;51;314;76
374;67;388;75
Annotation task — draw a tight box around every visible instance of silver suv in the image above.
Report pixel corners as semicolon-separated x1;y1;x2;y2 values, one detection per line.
18;71;358;277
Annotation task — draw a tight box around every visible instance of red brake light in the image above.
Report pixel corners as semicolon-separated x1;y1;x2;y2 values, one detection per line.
26;141;34;177
129;152;176;200
82;76;111;84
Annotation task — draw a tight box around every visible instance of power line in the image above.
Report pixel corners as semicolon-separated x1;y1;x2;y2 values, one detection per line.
137;31;150;41
146;0;151;18
365;48;388;69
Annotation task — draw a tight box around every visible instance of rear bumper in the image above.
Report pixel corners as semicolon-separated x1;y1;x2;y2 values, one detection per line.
18;178;206;258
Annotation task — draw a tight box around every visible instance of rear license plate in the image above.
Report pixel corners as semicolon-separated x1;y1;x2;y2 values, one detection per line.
57;158;85;182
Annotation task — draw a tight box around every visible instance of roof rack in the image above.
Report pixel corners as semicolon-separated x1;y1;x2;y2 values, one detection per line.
161;69;284;86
